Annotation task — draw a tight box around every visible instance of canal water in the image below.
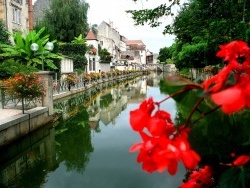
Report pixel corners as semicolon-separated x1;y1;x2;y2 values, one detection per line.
0;73;185;188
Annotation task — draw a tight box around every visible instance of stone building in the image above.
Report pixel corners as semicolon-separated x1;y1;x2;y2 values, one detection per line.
0;0;32;36
97;21;125;63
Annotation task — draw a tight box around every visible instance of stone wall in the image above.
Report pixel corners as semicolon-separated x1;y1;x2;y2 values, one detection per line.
0;107;53;146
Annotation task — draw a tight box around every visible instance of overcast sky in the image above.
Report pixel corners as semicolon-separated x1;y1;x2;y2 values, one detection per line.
87;0;177;53
33;0;178;53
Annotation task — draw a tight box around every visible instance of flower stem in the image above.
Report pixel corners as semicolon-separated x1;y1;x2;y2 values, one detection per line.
191;105;221;126
184;97;204;127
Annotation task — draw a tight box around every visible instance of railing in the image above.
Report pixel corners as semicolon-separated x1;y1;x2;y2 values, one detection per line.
0;86;40;109
0;72;143;109
52;73;139;95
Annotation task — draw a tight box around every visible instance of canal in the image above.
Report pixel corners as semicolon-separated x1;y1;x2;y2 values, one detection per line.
0;73;185;188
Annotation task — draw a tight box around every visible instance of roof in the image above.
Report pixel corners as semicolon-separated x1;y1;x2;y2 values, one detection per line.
85;30;97;40
125;40;146;50
125;40;145;46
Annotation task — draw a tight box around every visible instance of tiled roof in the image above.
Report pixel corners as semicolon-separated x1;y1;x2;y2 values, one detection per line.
125;40;145;46
85;30;97;40
125;40;146;50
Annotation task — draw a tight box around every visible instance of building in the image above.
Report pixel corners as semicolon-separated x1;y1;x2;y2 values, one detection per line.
122;40;147;70
97;21;123;63
0;0;32;36
85;30;100;73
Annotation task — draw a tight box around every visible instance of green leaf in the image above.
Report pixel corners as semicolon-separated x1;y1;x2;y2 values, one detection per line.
219;167;250;188
14;32;24;48
45;59;58;69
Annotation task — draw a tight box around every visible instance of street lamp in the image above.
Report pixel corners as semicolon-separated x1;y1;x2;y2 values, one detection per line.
30;42;54;71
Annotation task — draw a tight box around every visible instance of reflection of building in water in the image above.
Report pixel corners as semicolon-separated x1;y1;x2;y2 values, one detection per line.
0;125;56;187
100;94;127;126
55;76;153;127
140;77;147;94
122;78;147;104
147;72;162;87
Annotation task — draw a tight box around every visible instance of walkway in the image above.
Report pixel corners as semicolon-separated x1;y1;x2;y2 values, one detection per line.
0;108;22;120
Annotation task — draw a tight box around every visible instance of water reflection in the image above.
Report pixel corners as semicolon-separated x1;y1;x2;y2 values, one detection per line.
0;73;185;188
0;123;56;187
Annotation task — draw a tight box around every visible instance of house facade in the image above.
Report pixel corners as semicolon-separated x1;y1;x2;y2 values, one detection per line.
97;21;124;68
0;0;32;36
97;21;147;71
85;30;100;73
122;40;147;70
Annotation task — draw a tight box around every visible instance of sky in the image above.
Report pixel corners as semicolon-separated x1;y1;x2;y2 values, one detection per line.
33;0;179;54
87;0;177;54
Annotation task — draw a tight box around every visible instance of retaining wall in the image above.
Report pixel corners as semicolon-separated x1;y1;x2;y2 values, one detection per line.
0;107;54;147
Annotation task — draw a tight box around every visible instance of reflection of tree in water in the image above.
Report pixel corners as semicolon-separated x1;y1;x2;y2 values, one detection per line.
4;159;48;188
55;105;94;173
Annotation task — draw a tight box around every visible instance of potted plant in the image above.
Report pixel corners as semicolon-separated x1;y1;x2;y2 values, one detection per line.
4;73;44;113
65;74;78;91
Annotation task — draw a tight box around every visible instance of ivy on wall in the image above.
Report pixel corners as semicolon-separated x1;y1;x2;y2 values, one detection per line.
59;43;88;70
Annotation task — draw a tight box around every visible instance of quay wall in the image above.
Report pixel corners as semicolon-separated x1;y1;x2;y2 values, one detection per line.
0;107;53;147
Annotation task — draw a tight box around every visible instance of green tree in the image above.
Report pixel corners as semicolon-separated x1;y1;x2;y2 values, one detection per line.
172;0;250;67
90;24;98;36
0;27;63;70
158;46;175;63
126;0;181;35
0;20;10;44
128;0;250;68
71;34;87;44
37;0;89;42
58;43;88;71
98;48;112;63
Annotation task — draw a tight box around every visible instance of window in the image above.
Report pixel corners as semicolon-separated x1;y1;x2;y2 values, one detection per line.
89;58;92;71
12;7;21;25
93;58;95;71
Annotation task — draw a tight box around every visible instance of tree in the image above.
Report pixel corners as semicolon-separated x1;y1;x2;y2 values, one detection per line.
98;48;112;63
158;46;175;63
58;42;88;71
126;0;181;35
0;20;10;44
37;0;89;42
0;27;63;70
172;0;250;67
127;0;250;68
90;24;98;36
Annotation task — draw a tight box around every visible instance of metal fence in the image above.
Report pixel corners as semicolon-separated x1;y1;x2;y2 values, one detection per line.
1;72;141;109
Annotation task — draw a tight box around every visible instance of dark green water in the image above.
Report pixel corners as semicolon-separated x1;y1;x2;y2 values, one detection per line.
0;73;185;188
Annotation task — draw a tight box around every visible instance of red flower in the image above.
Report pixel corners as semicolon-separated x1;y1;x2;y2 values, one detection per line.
233;155;250;166
147;110;175;137
203;40;250;114
203;66;232;93
216;40;250;63
211;74;250;113
179;166;214;188
129;109;200;175
129;97;155;131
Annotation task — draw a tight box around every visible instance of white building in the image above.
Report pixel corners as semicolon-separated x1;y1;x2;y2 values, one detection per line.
122;40;147;70
85;30;100;73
